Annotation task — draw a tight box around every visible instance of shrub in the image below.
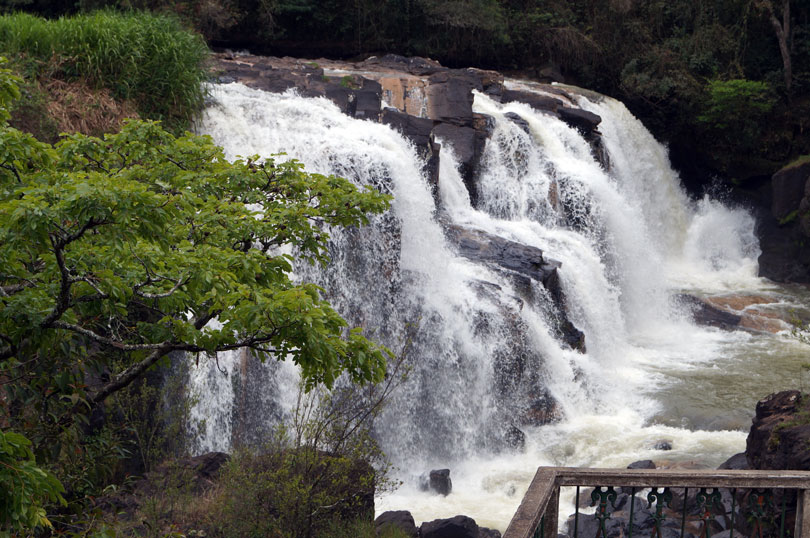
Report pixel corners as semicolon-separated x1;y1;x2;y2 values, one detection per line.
0;430;66;534
0;10;209;130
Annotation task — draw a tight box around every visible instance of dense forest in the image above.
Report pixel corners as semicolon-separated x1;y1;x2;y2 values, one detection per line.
4;0;810;189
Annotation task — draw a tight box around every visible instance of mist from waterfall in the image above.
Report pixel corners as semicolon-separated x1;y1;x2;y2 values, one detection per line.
192;81;785;530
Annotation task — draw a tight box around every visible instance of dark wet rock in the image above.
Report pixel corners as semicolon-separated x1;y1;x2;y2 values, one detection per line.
613;492;646;512
522;391;564;426
627;459;656;469
747;390;810;470
670;486;700;513
382;108;434;148
429;468;453;496
676;294;742;330
757;160;810;283
427;71;479;126
654;439;673;451
465;67;504;99
542;268;586;352
756;205;810;283
376;510;419;537
557;106;601;134
478;528;502;538
434;122;476;169
349;79;383;120
382;108;440;198
503;425;526;450
771;160;810;220
444;224;559;282
421;515;479;538
501;89;563;114
589;134;611;170
432;114;494;208
443;222;582;358
717;452;749;470
504;112;530;133
362;53;447;76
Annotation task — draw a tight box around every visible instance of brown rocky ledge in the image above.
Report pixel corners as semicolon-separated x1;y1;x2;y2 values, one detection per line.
678;292;793;333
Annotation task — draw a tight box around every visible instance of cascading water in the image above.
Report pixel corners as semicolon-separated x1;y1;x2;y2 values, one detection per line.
191;81;808;531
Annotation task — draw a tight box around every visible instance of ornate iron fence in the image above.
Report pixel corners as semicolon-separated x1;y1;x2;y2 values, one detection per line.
503;467;810;538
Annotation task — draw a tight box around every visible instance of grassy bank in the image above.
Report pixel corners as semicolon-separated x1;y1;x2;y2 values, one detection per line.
0;10;209;131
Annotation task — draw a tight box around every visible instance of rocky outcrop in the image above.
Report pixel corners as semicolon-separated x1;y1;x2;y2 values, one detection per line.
211;52;604;211
444;223;584;355
501;89;562;114
377;511;502;538
376;510;420;537
746;390;810;471
429;469;453;496
421;515;501;538
717;452;748;470
381;108;441;197
676;293;742;330
757;159;810;283
557;106;601;134
676;293;791;333
444;224;560;283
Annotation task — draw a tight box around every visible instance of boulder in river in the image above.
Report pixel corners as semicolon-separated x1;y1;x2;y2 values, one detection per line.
429;468;453;496
421;515;479;538
376;510;419;537
747;390;810;470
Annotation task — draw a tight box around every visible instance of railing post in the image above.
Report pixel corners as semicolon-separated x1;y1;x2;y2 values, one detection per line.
796;489;810;538
543;485;559;538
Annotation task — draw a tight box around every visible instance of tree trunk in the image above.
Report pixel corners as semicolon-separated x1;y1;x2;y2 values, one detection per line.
761;0;793;97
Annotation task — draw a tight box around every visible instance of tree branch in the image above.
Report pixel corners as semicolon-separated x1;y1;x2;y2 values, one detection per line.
90;345;173;404
70;276;108;299
50;321;170;351
134;275;188;299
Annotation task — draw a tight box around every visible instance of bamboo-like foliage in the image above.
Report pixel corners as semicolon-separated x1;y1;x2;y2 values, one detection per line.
0;10;209;130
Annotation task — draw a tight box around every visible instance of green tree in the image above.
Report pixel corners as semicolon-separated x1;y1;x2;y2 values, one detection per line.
0;429;66;534
0;55;391;463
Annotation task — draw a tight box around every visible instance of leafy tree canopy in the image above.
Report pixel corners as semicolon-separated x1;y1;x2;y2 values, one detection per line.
0;56;392;448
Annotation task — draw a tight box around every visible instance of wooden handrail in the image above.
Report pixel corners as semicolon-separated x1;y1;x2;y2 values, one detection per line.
503;467;810;538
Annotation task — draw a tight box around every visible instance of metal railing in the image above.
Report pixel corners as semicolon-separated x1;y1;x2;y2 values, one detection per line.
503;467;810;538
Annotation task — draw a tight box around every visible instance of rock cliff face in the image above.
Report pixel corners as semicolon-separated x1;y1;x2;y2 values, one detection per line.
212;52;605;209
746;390;810;471
756;159;810;283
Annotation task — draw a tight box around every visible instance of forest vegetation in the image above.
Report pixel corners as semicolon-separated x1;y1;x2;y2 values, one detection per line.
1;1;808;535
0;12;395;533
4;0;809;188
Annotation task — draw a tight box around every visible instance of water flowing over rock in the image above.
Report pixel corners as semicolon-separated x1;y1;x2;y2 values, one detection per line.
195;53;772;530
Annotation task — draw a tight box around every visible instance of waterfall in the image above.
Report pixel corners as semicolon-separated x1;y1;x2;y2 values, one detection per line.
192;81;772;529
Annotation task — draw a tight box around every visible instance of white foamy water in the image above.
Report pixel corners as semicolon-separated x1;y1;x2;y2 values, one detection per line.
193;82;809;532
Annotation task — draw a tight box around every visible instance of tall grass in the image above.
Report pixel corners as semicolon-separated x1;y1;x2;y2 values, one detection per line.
0;10;209;130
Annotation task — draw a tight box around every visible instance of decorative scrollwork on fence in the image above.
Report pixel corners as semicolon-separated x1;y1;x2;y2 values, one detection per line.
696;487;723;538
647;487;673;538
591;486;618;538
747;488;774;538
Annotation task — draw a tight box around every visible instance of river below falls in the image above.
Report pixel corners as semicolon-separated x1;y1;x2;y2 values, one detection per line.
377;280;810;531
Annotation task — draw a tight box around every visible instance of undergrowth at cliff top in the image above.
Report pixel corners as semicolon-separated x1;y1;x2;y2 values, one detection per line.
0;10;209;131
